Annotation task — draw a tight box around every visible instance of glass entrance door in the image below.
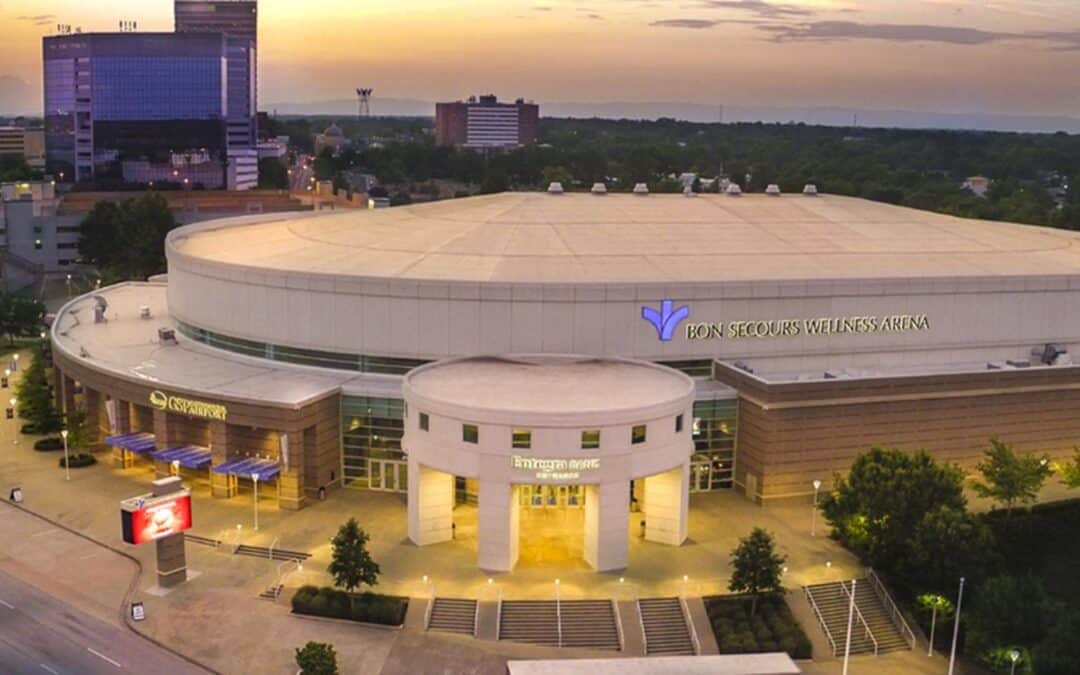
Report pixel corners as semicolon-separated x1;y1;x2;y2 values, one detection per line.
691;461;711;492
368;459;407;492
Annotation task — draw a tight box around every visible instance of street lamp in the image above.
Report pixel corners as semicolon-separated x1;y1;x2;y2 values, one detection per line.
947;577;965;675
9;397;17;446
811;479;822;536
12;353;19;372
1009;649;1021;675
252;473;260;530
842;579;856;675
61;429;70;481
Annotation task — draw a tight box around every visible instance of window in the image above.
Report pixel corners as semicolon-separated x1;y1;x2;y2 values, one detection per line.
512;429;531;449
419;412;429;431
632;424;647;444
463;424;478;444
675;414;684;433
581;430;600;449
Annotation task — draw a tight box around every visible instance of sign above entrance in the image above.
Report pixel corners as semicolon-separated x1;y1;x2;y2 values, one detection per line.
512;456;600;481
149;390;227;421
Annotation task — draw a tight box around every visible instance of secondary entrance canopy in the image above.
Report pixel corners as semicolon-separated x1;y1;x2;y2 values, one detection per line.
104;432;157;455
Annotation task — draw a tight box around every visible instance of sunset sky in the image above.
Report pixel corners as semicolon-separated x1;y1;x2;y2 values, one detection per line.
2;0;1079;117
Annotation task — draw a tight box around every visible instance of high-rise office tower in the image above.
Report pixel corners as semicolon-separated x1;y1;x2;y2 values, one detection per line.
175;1;258;190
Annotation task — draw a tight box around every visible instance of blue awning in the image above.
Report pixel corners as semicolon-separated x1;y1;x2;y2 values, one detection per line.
104;432;157;455
211;458;281;482
151;445;212;470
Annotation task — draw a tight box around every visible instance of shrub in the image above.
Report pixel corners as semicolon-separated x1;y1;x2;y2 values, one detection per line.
58;453;96;468
295;641;338;675
703;594;812;659
290;585;407;626
34;437;64;451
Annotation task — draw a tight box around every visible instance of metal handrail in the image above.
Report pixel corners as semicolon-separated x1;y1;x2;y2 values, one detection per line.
636;599;649;655
867;568;917;649
424;586;436;630
838;580;878;656
495;592;503;641
268;537;280;560
804;586;838;656
679;596;702;655
555;592;563;648
612;599;625;652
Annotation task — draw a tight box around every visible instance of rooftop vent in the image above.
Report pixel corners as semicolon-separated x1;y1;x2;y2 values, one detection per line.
1032;343;1070;366
591;182;608;195
157;327;177;344
726;184;742;196
139;305;152;320
803;184;819;196
547;182;564;194
765;184;781;196
633;183;649;195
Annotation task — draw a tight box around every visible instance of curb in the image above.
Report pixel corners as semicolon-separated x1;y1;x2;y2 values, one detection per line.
289;609;406;631
1;499;221;675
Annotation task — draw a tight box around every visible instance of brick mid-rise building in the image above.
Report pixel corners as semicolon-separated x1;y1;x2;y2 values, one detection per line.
436;95;539;149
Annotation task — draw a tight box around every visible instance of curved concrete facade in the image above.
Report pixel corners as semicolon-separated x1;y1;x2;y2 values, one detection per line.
402;355;696;571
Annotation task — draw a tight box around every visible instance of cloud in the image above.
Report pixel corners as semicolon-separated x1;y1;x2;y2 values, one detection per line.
650;19;719;29
699;0;813;19
17;14;55;26
759;21;1014;45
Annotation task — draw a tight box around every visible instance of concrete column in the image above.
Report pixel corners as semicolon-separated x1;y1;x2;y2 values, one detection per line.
643;463;689;546
584;481;630;571
477;479;518;572
83;388;103;442
61;375;75;416
209;421;235;498
278;430;305;511
52;367;63;411
407;459;453;546
113;400;131;435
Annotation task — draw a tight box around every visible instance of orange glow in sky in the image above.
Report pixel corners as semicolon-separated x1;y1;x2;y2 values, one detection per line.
2;0;1079;115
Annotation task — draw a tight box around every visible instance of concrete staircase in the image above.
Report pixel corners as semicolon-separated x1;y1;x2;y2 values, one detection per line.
499;600;560;647
427;598;477;635
559;600;621;651
804;579;910;656
258;584;283;601
638;597;694;655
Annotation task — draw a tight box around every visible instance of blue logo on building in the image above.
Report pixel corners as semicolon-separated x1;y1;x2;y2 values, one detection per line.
642;300;690;342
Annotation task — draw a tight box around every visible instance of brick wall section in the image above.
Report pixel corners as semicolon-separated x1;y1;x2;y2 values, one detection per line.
715;361;1080;502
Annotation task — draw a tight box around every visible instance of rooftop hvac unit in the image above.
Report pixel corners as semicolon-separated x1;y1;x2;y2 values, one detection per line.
765;184;781;196
547;182;564;194
158;327;177;344
1032;343;1069;366
803;184;819;196
591;182;607;195
633;183;649;195
93;296;109;324
726;184;742;196
139;306;152;320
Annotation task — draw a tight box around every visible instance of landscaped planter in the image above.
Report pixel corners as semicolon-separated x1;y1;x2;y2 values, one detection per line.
703;594;812;659
291;585;407;627
34;437;65;451
58;453;97;469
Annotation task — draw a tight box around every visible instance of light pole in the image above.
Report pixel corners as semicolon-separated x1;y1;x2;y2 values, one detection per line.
947;577;965;675
926;595;944;656
61;429;70;480
10;397;17;446
1009;649;1020;675
842;579;856;675
811;479;822;536
12;353;19;372
252;473;260;531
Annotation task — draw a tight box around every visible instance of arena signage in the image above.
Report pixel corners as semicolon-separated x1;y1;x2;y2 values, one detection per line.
148;390;228;421
642;300;930;341
512;456;600;480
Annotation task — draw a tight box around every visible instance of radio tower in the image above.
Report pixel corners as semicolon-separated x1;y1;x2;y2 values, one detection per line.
357;88;373;117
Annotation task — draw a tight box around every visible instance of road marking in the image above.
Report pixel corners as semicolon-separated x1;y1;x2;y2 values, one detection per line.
31;529;59;538
0;599;13;609
86;647;121;668
40;665;59;674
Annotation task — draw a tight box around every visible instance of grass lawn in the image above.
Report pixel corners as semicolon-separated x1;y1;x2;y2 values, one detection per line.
703;594;812;659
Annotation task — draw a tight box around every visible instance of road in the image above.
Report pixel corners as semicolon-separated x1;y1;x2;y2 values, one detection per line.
0;570;209;675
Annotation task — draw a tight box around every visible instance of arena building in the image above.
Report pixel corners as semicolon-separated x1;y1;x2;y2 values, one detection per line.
51;191;1080;572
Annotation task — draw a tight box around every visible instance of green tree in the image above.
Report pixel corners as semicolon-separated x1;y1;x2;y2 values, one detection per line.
77;199;123;268
257;158;289;189
295;641;338;675
728;527;787;616
541;165;574;188
63;408;92;452
78;194;178;281
1052;447;1080;489
13;346;60;433
0;294;45;346
820;448;966;574
328;518;380;593
972;438;1052;517
1033;610;1080;675
916;593;954;652
905;506;999;595
966;574;1059;666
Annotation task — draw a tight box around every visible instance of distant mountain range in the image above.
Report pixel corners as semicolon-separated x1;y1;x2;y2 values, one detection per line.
265;97;1080;134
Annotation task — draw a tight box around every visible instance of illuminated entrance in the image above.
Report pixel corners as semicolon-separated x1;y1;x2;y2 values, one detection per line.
517;485;587;567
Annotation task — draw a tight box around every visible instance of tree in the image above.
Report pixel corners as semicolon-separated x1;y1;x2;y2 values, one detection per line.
0;294;45;346
1052;447;1080;489
966;574;1059;665
541;165;574;188
972;438;1052;517
63;408;92;452
916;593;954;653
1033;610;1080;675
905;506;999;596
328;518;380;593
728;527;787;616
820;448;966;573
257;158;289;189
78;194;178;281
295;641;338;675
13;346;60;433
77;200;123;268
